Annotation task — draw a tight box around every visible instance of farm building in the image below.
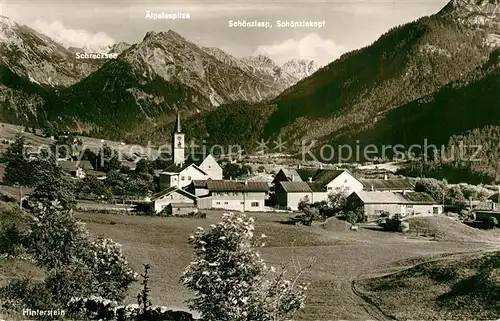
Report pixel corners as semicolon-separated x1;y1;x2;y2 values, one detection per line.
151;186;198;213
165;203;198;216
275;181;328;211
58;160;95;179
195;180;269;212
359;177;415;193
473;201;500;222
347;191;442;217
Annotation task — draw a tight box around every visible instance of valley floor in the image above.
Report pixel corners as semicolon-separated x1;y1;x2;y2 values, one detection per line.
75;211;500;321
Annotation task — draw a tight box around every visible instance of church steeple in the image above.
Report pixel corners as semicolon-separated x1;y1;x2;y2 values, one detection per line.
172;110;185;166
175;110;181;133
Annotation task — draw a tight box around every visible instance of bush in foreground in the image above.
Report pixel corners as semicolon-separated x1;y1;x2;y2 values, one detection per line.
182;212;308;321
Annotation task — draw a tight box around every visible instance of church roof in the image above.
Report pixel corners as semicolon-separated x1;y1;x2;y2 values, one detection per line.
173;111;182;134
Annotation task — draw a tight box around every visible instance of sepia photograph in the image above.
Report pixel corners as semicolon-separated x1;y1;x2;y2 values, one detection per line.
0;0;499;320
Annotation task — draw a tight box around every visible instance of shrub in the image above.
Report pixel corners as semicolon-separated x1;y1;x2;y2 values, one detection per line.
182;212;308;321
487;217;498;229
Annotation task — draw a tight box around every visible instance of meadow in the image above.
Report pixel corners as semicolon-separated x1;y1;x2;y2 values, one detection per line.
76;211;500;321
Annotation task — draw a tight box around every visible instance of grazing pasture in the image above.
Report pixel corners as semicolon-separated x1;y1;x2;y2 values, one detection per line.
75;211;500;320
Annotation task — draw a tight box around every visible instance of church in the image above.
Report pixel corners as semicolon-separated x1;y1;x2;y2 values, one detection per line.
158;112;223;190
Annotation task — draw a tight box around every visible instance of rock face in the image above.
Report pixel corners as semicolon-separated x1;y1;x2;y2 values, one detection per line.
108;42;131;55
203;47;319;92
0;15;99;87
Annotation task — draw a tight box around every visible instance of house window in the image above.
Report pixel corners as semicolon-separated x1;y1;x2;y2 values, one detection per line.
187;176;191;180
327;187;333;191
181;176;185;181
433;207;439;214
240;202;244;205
344;179;348;183
406;205;413;208
173;177;177;180
171;195;173;199
224;202;228;205
216;202;220;205
251;202;259;207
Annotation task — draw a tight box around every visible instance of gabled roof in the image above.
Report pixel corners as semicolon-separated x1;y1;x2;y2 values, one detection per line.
401;192;436;204
207;180;269;192
352;191;438;205
161;163;207;175
279;181;312;193
297;169;346;186
352;191;407;204
359;179;415;191
151;186;197;201
474;201;499;212
307;182;327;192
274;169;303;182
58;160;94;171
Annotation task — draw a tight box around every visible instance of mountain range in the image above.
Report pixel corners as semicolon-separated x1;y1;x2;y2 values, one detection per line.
0;16;318;138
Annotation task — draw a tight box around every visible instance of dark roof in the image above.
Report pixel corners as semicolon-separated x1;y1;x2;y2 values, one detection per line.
151;187;197;201
297;169;346;186
274;169;302;182
207;180;269;192
307;182;327;192
279;181;312;193
401;192;436;204
359;179;415;191
161;163;207;175
352;191;438;205
58;160;94;171
192;180;209;188
474;201;499;212
352;191;407;204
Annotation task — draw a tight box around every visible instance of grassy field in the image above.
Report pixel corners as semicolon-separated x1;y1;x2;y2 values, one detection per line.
354;251;500;320
74;211;500;321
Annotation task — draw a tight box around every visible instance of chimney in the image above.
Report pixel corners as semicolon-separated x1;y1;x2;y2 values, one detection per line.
319;164;323;169
370;184;374;191
297;164;301;169
384;173;388;180
244;180;248;185
308;177;312;183
291;174;295;181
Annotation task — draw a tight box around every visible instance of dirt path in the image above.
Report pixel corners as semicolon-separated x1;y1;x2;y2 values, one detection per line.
284;227;498;321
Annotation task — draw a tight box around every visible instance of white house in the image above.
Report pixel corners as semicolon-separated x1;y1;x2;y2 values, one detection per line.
273;169;364;210
297;169;363;195
151;186;198;213
346;191;442;217
194;180;269;212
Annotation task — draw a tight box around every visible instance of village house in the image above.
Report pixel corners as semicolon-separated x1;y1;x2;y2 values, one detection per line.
193;180;269;212
473;201;500;223
158;112;223;190
150;186;198;214
272;168;303;185
359;175;415;193
297;168;363;195
58;160;95;179
346;191;442;217
274;181;327;211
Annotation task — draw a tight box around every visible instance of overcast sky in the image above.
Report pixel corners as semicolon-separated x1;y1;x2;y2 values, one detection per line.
2;0;449;66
